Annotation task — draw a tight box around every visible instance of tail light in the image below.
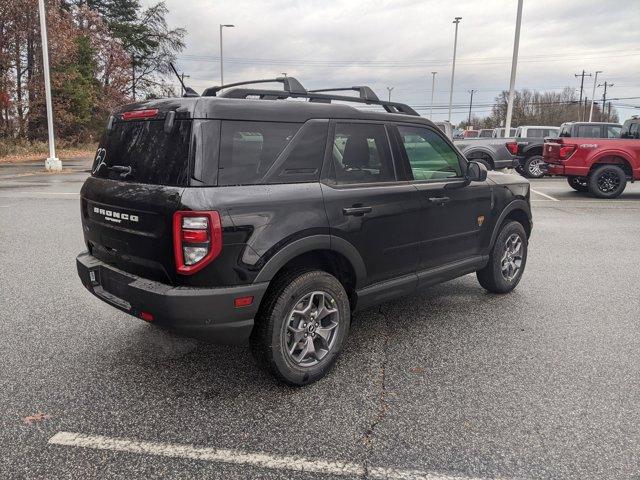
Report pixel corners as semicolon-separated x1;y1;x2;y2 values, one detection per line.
506;142;519;156
559;145;577;160
173;211;222;275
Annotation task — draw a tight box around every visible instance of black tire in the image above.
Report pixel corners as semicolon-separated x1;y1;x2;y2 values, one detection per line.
567;176;588;192
250;269;350;386
523;155;545;179
587;165;627;199
477;220;528;294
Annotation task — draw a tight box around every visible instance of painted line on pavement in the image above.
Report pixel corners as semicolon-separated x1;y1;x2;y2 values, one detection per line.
530;189;559;201
49;431;487;480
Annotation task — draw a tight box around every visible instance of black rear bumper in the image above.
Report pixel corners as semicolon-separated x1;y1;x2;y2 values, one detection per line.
76;252;268;344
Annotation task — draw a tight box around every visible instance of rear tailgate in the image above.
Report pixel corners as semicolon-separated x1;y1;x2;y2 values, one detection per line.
543;140;563;164
81;106;192;284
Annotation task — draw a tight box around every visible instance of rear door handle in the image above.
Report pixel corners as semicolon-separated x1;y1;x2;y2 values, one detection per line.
343;206;373;216
428;196;451;205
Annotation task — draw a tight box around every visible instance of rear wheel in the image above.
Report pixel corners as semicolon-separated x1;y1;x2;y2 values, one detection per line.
567;176;588;192
588;165;627;199
523;155;545;178
250;270;350;386
477;221;527;294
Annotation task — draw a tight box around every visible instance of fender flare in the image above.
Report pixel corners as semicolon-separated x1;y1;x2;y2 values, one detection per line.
591;149;636;169
522;143;543;157
462;147;496;164
253;234;367;286
489;199;532;248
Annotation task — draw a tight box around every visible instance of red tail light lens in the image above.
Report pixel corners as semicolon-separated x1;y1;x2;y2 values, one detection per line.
173;211;222;275
506;141;519;156
559;145;577;160
121;108;159;121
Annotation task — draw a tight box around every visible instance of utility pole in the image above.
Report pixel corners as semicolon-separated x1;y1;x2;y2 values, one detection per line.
589;71;602;122
448;17;462;122
504;0;523;138
607;102;612;121
37;0;61;172
180;73;190;96
430;72;437;120
467;89;475;124
386;86;394;102
598;81;613;121
219;24;235;85
574;70;591;121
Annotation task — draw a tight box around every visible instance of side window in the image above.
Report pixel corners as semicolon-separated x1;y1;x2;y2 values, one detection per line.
218;121;300;186
397;125;462;181
332;123;395;184
263;120;328;184
606;125;621;138
630;123;639;139
576;125;601;138
528;129;544;138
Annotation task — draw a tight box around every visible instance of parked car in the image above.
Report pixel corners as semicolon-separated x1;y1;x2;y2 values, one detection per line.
454;136;518;170
76;77;532;385
463;129;480;138
435;120;453;139
492;128;517;138
543;136;640;198
558;121;622;139
479;129;494;138
621;116;640;139
512;126;561;178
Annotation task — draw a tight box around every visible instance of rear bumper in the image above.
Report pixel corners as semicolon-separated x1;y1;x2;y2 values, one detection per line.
76;252;268;344
541;160;589;177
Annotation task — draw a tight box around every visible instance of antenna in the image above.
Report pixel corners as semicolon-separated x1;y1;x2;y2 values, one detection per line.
169;62;199;97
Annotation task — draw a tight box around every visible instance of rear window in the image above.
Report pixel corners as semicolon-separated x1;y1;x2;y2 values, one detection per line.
92;120;192;186
218;121;300;185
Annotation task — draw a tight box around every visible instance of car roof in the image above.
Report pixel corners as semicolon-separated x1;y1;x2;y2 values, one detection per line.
113;95;434;126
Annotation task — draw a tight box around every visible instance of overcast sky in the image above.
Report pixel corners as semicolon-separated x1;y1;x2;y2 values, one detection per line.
149;0;640;125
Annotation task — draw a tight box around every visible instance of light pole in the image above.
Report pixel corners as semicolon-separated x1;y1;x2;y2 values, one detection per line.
467;89;475;125
448;17;462;122
386;86;394;102
219;24;235;85
588;70;602;122
504;0;523;138
430;72;437;120
37;0;61;172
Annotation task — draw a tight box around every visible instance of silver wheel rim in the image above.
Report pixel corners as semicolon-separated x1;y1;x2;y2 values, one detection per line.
283;291;340;367
528;158;543;177
501;233;523;281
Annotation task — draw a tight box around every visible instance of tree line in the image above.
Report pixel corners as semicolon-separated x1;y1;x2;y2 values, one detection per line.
459;87;619;130
0;0;185;143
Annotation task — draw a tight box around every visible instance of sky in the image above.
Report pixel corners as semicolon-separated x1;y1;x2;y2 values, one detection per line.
147;0;640;125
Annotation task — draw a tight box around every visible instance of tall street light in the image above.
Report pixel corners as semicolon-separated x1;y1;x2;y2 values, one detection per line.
430;72;437;120
37;0;61;172
219;24;235;85
386;86;394;102
504;0;523;138
448;17;462;122
468;89;475;124
588;70;602;122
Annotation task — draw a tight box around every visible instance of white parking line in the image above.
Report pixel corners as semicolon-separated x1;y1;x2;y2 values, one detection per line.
530;189;559;201
49;431;487;480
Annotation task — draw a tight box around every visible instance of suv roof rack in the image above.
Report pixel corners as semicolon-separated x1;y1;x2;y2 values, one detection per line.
201;77;418;116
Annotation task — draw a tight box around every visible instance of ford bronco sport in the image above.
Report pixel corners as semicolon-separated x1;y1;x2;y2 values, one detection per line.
77;77;532;385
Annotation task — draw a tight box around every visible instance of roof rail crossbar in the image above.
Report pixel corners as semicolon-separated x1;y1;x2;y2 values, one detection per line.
219;88;419;116
308;86;380;101
202;76;307;97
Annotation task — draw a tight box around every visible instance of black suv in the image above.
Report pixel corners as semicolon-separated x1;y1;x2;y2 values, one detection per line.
77;77;532;385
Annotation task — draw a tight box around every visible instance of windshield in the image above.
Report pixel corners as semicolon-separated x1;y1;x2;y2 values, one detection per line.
92;119;192;186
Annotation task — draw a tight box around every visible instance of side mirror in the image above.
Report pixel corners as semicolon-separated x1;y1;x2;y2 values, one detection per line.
466;161;488;183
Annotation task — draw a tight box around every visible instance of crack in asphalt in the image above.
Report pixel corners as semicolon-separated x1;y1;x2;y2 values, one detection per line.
362;305;392;479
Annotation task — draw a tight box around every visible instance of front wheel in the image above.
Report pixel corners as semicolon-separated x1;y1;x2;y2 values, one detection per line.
477;221;528;293
588;165;627;199
523;155;545;178
250;270;350;386
567;176;588;192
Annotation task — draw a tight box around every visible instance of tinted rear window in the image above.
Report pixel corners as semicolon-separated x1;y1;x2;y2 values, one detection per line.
92;120;192;186
218;121;300;186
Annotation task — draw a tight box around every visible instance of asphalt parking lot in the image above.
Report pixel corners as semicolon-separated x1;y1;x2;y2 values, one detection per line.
1;160;640;480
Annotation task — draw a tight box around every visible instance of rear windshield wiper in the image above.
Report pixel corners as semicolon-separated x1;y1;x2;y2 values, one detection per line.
108;165;133;179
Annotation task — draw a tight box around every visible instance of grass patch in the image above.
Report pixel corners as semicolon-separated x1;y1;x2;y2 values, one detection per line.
0;138;97;163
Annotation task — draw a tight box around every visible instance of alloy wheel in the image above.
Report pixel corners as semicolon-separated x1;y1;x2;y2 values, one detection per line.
597;170;621;193
527;158;544;177
283;291;340;367
501;233;523;281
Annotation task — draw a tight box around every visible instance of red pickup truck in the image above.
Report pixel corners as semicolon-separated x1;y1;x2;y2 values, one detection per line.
543;138;640;198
